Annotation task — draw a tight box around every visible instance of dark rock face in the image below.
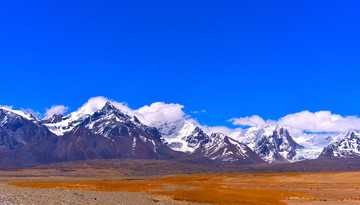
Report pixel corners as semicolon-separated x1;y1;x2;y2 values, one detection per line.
183;127;210;150
0;109;60;167
254;127;303;163
319;130;360;159
0;109;53;150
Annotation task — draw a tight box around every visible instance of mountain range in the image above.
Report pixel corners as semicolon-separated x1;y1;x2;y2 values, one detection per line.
0;101;359;168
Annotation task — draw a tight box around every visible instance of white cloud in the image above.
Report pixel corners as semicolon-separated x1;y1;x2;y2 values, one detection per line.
45;105;69;117
0;105;13;109
21;108;42;118
77;96;133;115
190;110;206;114
229;115;266;127
135;102;185;126
76;97;185;127
278;111;360;133
229;111;360;134
201;125;242;136
60;97;360;137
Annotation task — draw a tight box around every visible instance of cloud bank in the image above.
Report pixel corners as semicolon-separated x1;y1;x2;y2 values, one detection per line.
0;105;13;109
229;115;266;127
76;96;185;127
21;108;42;118
136;102;185;125
45;105;69;117
230;111;360;133
46;97;360;136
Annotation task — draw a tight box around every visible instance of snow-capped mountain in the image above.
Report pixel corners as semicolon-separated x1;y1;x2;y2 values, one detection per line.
0;107;59;167
0;103;187;167
294;134;333;161
304;135;334;148
42;100;107;136
162;120;199;152
155;120;264;165
45;102;181;161
0;107;53;149
233;125;303;163
195;133;264;165
319;129;360;158
4;99;357;168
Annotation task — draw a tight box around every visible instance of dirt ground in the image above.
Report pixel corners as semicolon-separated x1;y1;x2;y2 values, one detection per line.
0;181;201;205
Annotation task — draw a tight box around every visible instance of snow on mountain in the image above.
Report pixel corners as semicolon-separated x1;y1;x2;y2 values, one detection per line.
153;119;264;164
55;101;181;160
0;101;186;167
0;107;55;157
158;119;198;152
293;134;334;160
232;125;276;149
319;129;360;158
79;102;164;142
0;107;38;122
42;97;133;136
4;97;356;166
197;133;264;164
232;125;303;163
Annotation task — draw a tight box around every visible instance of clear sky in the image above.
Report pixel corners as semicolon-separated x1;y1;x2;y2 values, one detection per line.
1;0;359;127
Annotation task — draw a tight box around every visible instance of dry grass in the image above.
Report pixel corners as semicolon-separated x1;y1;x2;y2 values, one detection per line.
156;187;310;205
10;181;163;192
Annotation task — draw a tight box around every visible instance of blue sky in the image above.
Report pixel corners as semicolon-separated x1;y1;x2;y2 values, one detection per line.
1;0;359;127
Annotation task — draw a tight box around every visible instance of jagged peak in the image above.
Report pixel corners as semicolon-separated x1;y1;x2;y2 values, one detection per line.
210;132;227;139
192;126;205;134
94;101;132;120
102;101;117;110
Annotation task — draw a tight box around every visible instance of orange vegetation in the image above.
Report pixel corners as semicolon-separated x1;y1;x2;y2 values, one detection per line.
11;181;162;192
9;173;318;204
155;187;310;205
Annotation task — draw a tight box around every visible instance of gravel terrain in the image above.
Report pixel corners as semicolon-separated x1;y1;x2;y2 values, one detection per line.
0;183;193;205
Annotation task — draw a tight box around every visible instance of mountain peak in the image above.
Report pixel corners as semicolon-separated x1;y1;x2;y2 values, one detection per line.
101;101;117;110
0;107;38;121
319;129;360;158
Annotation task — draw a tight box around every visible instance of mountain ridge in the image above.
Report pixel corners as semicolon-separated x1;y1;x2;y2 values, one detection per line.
0;101;358;168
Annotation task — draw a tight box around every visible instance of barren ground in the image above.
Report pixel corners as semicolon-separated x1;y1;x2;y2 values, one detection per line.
1;159;360;204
